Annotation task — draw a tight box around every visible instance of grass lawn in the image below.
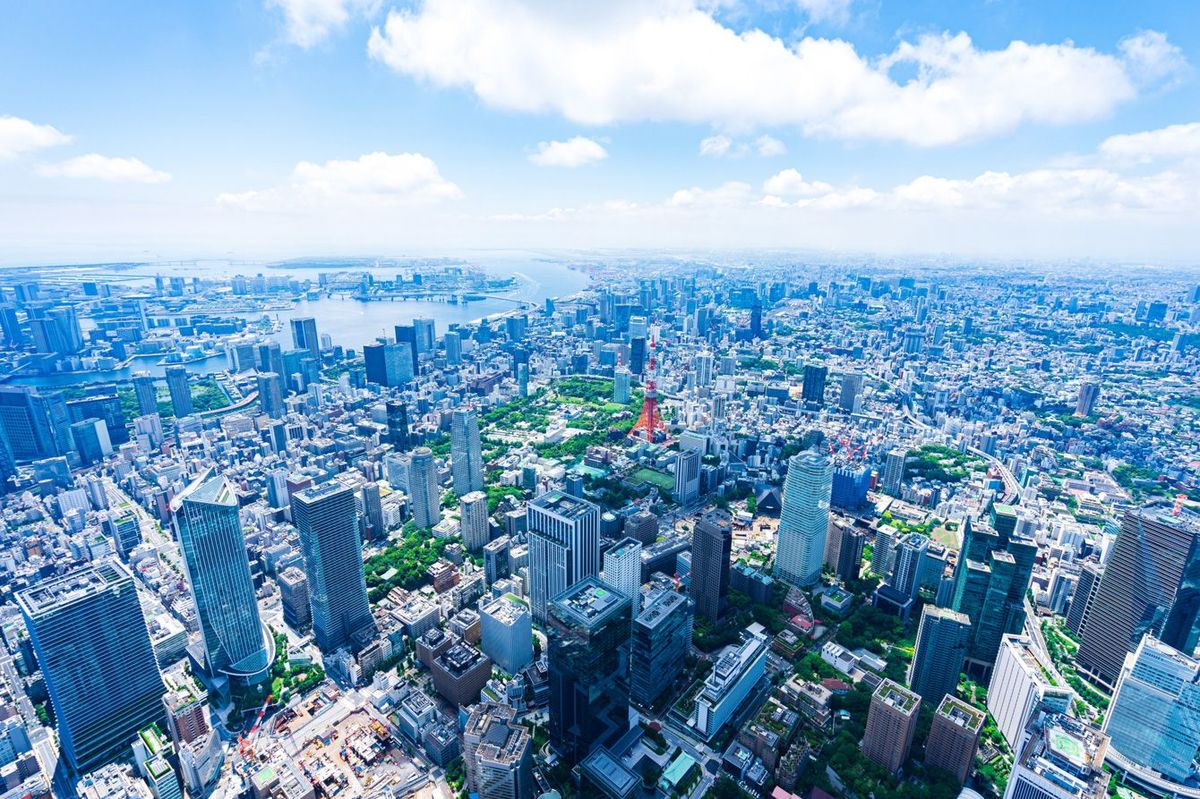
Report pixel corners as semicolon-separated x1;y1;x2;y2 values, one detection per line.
633;467;675;491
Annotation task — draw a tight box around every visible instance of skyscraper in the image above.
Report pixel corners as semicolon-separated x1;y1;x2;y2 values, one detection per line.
413;317;436;354
547;577;631;762
278;566;311;632
882;449;907;495
17;560;165;773
1074;381;1101;418
132;371;158;416
293;481;377;654
290;317;320;363
479;595;533;675
105;514;142;562
613;367;631;404
1065;562;1103;637
673;448;701;507
925;695;985;785
950;508;1037;674
173;473;272;686
527;491;601;623
363;341;413;387
164;365;192;417
0;385;71;461
451;407;484;495
460;490;490;553
444;330;462;364
67;394;128;446
689;509;732;622
256;341;284;379
987;634;1075;751
1104;635;1200;784
801;364;827;405
631;589;693;707
362;481;385;540
907;605;970;703
385;400;410;450
825;518;865;583
838;372;863;412
1076;508;1200;690
393;324;420;373
463;703;533;799
775;451;832;588
256;372;285;419
1004;705;1109;799
1160;533;1200;656
693;351;714;387
408;447;441;529
861;680;920;773
875;532;929;619
602;537;643;618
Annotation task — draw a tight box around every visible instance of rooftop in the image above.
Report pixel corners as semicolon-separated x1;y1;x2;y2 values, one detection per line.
636;589;689;630
581;748;639;796
551;576;630;627
437;642;489;676
874;680;920;715
936;695;985;733
16;559;130;616
607;537;642;559
293;479;353;504
531;489;598;520
482;595;530;625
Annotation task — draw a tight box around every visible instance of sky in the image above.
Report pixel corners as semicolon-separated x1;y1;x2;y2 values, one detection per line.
1;0;1199;266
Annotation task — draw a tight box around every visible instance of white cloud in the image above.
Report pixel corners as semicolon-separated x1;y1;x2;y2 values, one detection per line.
38;154;170;183
1118;30;1190;87
367;0;1175;146
754;135;787;156
763;168;830;196
887;168;1190;213
0;116;71;159
529;136;608;167
669;181;754;207
701;133;786;157
1099;122;1200;163
792;0;853;25
218;151;461;210
266;0;378;47
699;134;734;157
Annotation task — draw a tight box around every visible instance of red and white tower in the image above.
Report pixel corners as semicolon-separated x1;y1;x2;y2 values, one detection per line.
630;336;668;442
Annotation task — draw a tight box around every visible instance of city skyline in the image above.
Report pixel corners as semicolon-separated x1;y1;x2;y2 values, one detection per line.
2;3;1200;798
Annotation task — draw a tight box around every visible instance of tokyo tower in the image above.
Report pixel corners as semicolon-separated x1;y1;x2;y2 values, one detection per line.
630;336;668;442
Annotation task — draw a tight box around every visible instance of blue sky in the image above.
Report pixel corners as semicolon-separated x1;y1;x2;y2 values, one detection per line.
1;0;1198;264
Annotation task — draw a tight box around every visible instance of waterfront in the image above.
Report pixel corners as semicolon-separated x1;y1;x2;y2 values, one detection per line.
5;253;589;386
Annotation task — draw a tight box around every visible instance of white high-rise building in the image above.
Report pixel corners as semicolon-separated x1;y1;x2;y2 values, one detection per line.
602;537;643;618
613;367;631;404
674;448;701;508
775;451;833;588
409;447;441;529
451;407;484;495
1004;704;1108;799
882;449;907;495
987;634;1075;751
479;595;533;675
693;351;714;387
460;491;490;553
527;491;600;623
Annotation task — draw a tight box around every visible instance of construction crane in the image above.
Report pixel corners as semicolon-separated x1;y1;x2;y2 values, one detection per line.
237;693;274;756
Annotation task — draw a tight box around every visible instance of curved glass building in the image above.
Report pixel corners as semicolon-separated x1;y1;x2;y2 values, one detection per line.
174;472;273;687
